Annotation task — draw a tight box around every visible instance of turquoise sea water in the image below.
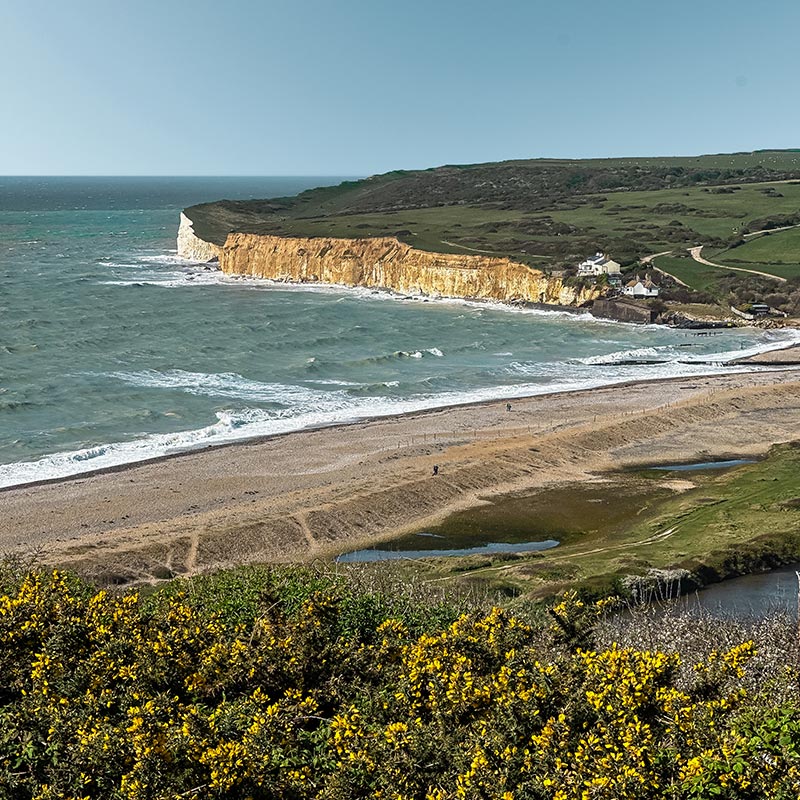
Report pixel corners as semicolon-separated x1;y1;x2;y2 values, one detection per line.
1;176;798;488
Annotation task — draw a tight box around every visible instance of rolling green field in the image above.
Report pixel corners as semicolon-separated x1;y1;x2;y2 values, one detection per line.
651;254;731;292
283;181;800;265
709;226;800;280
187;151;800;273
381;444;800;599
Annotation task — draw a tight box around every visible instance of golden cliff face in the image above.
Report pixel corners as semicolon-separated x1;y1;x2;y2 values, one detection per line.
219;233;599;306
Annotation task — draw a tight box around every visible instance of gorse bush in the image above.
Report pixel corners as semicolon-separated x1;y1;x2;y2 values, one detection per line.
1;568;799;799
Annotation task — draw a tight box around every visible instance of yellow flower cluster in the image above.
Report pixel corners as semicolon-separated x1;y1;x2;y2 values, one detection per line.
1;570;799;799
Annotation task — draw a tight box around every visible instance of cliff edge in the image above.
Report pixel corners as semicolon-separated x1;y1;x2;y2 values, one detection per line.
220;232;598;306
178;212;597;306
177;212;221;263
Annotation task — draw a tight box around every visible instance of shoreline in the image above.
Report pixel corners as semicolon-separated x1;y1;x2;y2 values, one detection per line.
1;369;798;586
3;359;799;494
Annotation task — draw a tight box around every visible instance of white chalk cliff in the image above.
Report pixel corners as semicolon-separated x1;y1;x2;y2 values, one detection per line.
177;212;220;262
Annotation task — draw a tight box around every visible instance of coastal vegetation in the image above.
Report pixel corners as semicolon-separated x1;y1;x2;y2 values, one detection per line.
185;150;800;318
375;443;800;600
2;560;800;799
3;447;799;797
186;152;800;264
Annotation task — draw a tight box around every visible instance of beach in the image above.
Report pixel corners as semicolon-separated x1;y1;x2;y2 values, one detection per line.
2;369;798;584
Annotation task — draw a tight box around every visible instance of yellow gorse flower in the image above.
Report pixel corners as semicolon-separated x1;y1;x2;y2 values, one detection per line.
0;569;794;800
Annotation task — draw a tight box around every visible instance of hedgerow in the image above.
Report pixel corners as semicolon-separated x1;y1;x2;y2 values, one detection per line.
1;565;799;799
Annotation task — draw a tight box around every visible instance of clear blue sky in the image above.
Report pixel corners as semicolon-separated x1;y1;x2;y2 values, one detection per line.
2;0;798;175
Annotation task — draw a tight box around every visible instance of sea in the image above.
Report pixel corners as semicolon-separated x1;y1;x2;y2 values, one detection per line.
2;176;799;489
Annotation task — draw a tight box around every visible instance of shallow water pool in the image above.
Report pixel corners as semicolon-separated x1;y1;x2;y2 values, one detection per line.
336;536;559;563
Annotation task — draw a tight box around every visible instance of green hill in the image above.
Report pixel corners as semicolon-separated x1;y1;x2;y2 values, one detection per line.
186;150;800;272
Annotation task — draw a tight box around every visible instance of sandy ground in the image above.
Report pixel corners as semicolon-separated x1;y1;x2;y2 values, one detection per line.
1;370;799;584
735;343;800;364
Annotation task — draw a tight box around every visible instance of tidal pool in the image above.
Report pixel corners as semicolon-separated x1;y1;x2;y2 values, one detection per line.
686;564;800;618
653;459;757;472
336;481;673;563
336;537;559;563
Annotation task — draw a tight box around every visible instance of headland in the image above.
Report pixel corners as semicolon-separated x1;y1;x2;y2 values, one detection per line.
178;150;800;325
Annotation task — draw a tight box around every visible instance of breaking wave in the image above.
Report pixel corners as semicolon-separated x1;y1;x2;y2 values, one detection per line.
1;354;793;491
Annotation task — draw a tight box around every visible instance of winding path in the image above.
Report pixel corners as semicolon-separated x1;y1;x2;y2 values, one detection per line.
689;246;787;283
742;222;800;240
642;250;691;287
440;240;497;254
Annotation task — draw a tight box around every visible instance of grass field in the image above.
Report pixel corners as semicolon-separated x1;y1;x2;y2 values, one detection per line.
708;226;800;280
650;254;726;292
297;182;800;253
197;180;800;276
187;151;800;274
545;181;800;243
383;443;800;599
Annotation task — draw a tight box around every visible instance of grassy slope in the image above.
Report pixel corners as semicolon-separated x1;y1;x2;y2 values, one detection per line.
651;255;728;293
393;444;800;599
708;226;800;280
545;181;800;242
186;151;800;275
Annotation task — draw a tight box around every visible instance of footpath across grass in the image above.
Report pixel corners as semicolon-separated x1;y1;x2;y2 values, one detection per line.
652;254;725;292
709;227;800;280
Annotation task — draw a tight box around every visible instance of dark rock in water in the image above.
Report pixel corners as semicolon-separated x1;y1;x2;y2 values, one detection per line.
589;359;670;366
732;343;800;365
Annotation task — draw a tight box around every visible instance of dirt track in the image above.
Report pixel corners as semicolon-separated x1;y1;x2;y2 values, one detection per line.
689;245;787;283
1;370;798;584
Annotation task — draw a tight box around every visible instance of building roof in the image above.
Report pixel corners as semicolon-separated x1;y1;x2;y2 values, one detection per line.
625;274;657;289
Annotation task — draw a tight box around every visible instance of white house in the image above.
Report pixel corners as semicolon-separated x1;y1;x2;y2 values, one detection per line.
577;252;622;278
623;275;660;298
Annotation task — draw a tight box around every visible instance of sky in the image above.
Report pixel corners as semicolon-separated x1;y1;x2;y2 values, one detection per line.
1;0;798;176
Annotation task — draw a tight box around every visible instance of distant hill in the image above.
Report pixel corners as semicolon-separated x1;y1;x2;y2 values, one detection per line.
185;151;800;313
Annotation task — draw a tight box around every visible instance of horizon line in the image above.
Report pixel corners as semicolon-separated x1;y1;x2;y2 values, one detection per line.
2;148;799;179
0;174;359;178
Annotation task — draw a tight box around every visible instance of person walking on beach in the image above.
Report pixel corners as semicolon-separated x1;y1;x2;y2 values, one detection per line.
432;465;439;476
506;402;512;412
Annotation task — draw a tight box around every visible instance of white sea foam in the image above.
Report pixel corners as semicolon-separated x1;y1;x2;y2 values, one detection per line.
681;329;800;363
305;378;362;387
578;346;679;365
92;258;638;326
136;254;208;266
1;357;793;490
103;369;351;408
